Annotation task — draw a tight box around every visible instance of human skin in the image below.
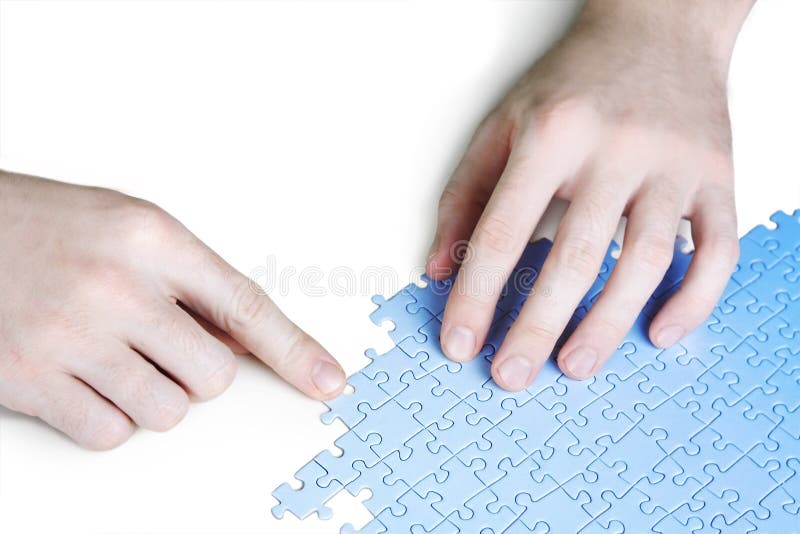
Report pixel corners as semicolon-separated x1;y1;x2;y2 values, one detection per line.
427;0;756;390
0;170;346;449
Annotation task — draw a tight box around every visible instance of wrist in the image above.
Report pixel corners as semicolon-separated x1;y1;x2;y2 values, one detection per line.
575;0;754;75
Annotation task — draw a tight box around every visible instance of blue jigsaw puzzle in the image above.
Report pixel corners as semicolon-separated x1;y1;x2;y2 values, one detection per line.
272;210;800;533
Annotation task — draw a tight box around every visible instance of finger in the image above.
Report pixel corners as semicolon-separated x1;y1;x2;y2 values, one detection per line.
165;247;346;401
649;184;739;347
67;341;190;432
30;372;134;450
129;302;238;401
440;123;585;362
427;115;512;279
557;183;684;379
180;303;248;355
491;176;631;390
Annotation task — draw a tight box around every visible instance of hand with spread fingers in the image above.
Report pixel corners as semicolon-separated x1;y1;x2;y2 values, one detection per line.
426;0;755;391
0;170;345;449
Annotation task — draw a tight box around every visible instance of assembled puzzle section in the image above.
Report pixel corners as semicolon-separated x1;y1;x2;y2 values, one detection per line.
273;210;800;533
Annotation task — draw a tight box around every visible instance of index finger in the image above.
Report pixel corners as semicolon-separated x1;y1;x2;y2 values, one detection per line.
164;239;346;401
440;119;588;363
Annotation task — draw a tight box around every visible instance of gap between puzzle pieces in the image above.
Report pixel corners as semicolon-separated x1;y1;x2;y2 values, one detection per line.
273;209;800;534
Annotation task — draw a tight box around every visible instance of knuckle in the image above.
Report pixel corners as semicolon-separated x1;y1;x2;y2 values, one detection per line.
587;313;628;343
54;397;94;444
438;183;463;214
194;353;237;400
529;98;594;137
631;235;675;272
474;213;517;255
118;199;181;247
680;290;719;317
82;415;133;451
148;392;190;431
704;150;734;183
271;328;307;373
573;194;614;233
120;368;158;403
167;319;208;358
514;319;559;345
556;236;603;279
708;234;740;270
449;284;496;310
224;278;274;332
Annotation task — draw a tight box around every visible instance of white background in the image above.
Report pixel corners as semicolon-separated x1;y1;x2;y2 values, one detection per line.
1;1;798;533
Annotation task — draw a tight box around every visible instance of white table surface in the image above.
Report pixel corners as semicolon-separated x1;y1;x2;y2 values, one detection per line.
1;1;798;533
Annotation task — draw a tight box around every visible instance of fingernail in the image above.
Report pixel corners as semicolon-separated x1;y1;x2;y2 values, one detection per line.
497;356;534;391
563;347;598;379
655;325;684;348
311;361;345;396
443;325;476;361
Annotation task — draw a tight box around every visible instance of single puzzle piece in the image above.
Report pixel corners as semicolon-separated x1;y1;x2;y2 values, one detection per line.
635;455;704;517
562;457;629;518
462;381;531;427
369;291;435;344
321;371;392;427
427;400;494;456
669;426;745;487
457;426;528;486
637;343;707;400
774;403;800;440
346;460;409;517
586;487;669;533
429;351;494;401
528;425;596;487
446;486;519;534
753;485;800;534
352;400;425;459
595;426;669;486
273;210;800;532
382;428;450;488
700;454;781;522
534;373;610;428
362;344;433;397
515;488;594;533
613;318;667;378
635;397;708;456
487;456;559;506
350;487;448;534
707;396;780;454
495;396;565;457
415;453;487;520
272;460;343;520
566;400;638;456
748;425;798;471
393;371;461;428
314;431;382;488
395;488;450;533
591;371;668;426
